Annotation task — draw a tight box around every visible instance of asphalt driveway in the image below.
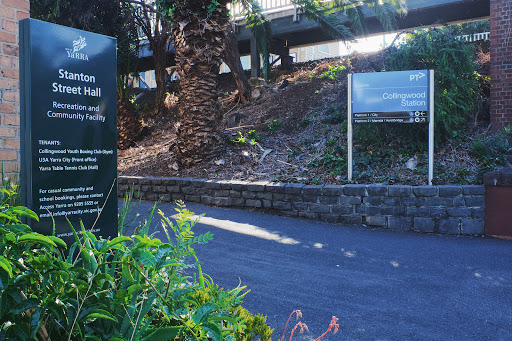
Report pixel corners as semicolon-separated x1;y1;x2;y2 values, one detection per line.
123;200;512;341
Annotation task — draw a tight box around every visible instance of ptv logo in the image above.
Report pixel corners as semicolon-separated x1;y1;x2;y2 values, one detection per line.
410;71;426;81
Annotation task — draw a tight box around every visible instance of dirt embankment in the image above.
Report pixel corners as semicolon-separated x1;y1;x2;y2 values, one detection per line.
119;47;499;186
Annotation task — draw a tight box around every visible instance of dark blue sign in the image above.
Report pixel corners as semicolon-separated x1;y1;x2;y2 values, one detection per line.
20;19;117;245
352;70;429;114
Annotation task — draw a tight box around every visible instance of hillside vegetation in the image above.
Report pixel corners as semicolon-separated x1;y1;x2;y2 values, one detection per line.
119;26;510;186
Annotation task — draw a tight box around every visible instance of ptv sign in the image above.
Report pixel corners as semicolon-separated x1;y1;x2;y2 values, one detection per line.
351;69;430;121
347;69;435;184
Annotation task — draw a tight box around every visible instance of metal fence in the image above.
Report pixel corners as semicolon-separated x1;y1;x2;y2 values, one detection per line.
456;32;490;42
228;0;295;19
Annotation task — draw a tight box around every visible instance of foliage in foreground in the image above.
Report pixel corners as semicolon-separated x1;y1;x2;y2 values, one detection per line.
0;189;273;340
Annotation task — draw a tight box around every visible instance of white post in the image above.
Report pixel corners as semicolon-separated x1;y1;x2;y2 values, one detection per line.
347;74;353;181
428;70;435;185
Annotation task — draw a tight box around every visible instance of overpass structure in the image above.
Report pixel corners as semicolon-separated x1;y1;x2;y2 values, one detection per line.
232;0;490;71
138;0;490;72
139;0;512;131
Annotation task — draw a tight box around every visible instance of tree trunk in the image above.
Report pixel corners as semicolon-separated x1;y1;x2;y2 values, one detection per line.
223;24;251;103
171;1;230;167
152;38;168;116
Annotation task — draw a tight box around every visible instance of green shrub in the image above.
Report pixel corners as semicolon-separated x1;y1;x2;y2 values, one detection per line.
0;188;273;340
353;25;481;152
365;25;482;149
0;175;19;207
230;131;260;146
247;130;259;141
471;127;510;171
230;131;247;144
267;119;282;133
300;117;312;128
318;65;346;80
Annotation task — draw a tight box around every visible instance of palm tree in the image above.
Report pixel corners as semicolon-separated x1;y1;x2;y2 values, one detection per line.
156;0;407;168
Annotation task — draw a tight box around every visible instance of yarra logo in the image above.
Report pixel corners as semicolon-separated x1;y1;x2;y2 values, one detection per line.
65;36;89;61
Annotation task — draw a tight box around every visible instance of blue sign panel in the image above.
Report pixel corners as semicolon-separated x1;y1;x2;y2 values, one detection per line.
352;70;429;114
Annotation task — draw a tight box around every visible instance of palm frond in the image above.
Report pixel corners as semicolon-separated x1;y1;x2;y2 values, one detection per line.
329;0;407;35
388;0;408;16
344;3;367;36
294;0;355;41
365;0;398;31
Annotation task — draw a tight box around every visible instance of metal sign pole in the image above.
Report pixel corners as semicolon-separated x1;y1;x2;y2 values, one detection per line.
428;70;435;185
347;74;353;181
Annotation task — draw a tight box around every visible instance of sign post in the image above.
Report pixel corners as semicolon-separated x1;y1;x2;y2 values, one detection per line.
20;19;118;244
348;70;434;184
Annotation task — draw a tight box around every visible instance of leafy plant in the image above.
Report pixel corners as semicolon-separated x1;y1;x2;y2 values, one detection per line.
0;186;270;340
471;127;510;171
267;120;282;133
230;131;247;144
318;65;346;80
0;174;19;206
247;130;259;141
321;104;344;124
230;131;260;146
300;117;312;128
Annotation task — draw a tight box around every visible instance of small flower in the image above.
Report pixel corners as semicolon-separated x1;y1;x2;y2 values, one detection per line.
330;316;339;334
315;316;340;341
299;322;309;334
290;322;309;340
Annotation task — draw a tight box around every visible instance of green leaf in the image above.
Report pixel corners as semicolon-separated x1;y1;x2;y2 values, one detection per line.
0;256;12;277
0;267;9;289
202;322;223;341
127;283;146;296
50;269;70;281
84;312;118;323
93;273;114;283
208;315;238;325
0;212;17;222
192;303;217;324
47;235;67;248
18;233;57;247
69;266;89;277
10;298;39;314
104;236;131;250
140;326;183;341
132;249;156;268
11;206;39;221
4;233;15;242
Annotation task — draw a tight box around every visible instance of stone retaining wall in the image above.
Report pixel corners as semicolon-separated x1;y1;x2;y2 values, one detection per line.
118;176;485;235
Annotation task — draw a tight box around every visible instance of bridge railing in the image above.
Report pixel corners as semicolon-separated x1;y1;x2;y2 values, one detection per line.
228;0;296;20
456;32;490;43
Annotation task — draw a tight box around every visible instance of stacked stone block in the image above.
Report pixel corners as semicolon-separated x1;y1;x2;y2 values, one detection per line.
0;0;29;179
119;176;485;236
